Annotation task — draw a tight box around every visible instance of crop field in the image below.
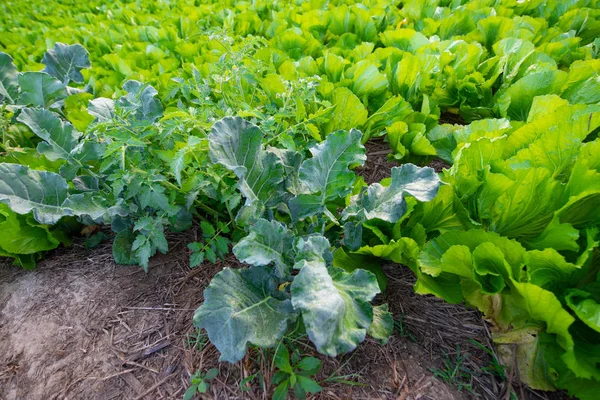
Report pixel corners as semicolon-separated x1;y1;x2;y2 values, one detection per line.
0;0;599;399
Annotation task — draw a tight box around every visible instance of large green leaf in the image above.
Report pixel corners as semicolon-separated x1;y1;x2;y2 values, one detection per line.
419;229;526;279
343;164;440;223
118;80;163;122
41;42;91;84
323;87;368;134
194;266;296;363
0;163;72;224
233;218;294;277
17;108;103;178
291;260;379;356
0;203;60;266
209;117;285;221
0;52;18;104
17;72;67;108
289;129;365;220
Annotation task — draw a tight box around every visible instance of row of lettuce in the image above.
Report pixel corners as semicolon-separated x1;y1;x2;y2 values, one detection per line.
1;0;599;398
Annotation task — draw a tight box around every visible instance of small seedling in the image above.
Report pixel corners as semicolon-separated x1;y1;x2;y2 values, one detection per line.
272;344;322;400
184;330;208;351
430;345;477;395
469;339;506;379
184;368;219;400
394;315;417;342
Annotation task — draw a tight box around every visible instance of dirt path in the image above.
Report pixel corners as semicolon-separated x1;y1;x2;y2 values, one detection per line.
0;229;537;400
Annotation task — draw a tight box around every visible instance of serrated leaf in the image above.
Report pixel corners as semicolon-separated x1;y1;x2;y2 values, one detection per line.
42;43;91;84
0;163;72;224
200;220;216;237
190;250;205;268
344;164;441;223
112;229;140;265
291;260;379;357
289;129;366;220
194;266;296;363
17;72;67;108
205;246;217;263
233;219;294;277
0;53;18;104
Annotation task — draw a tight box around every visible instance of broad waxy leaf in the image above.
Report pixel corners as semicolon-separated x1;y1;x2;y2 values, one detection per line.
194;266;296;363
42;43;91;84
0;52;18;104
343;164;440;223
291;259;379;357
233;218;294;277
209;117;285;221
17;72;67;108
0;163;72;224
289;129;366;220
118;80;163;122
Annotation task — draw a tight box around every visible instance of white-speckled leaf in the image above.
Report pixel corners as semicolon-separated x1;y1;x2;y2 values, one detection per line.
42;43;91;84
291;260;379;357
233;218;294;277
0;163;72;224
344;164;440;223
289;129;366;220
194;266;296;363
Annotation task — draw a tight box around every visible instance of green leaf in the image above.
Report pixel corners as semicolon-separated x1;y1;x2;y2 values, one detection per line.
323;87;368;134
200;220;216;238
296;357;321;374
275;344;293;373
205;246;217;264
233;218;294;277
291;260;379;357
472;242;512;294
368;304;394;344
204;368;219;381
332;247;387;291
190;250;205;268
17;108;102;178
112;229;140;265
296;375;322;394
17;72;67;108
0;203;60;258
565;290;600;333
118;80;163;122
0;52;18;104
193;266;296;363
351;60;388;98
525;249;579;290
183;386;197;400
343;164;440;223
289;129;366;220
209;117;285;221
0;163;72;224
41;43;91;84
272;380;290;400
